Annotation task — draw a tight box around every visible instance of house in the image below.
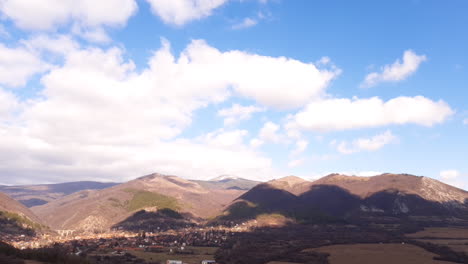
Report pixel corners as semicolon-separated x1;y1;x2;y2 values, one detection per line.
166;260;183;264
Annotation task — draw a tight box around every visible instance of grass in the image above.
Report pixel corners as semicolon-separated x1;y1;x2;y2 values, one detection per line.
0;211;45;231
312;243;450;264
128;246;217;264
407;227;468;239
408;227;468;254
122;189;180;212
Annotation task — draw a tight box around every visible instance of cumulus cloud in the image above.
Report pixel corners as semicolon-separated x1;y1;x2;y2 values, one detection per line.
146;0;228;26
334;130;396;154
250;121;282;148
289;96;453;132
291;139;308;155
439;170;466;189
0;38;336;183
0;43;49;87
150;39;337;109
0;0;138;30
199;129;249;149
362;50;427;88
217;104;264;126
0;88;19;120
440;170;460;180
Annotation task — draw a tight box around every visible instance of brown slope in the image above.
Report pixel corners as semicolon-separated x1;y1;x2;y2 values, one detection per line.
267;176;310;195
311;173;468;203
219;173;468;223
32;173;245;231
0;181;118;207
0;192;45;236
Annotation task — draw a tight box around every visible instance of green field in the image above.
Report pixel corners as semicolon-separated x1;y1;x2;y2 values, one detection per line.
122;189;180;212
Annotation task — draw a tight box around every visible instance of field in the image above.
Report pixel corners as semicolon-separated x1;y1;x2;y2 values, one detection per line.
407;227;468;239
407;227;468;254
128;246;217;264
312;243;452;264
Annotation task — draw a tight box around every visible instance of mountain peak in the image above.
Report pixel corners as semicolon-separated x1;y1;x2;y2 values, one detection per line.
273;175;308;184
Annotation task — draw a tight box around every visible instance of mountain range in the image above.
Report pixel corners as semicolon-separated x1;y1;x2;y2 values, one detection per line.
30;173;248;231
1;172;468;234
0;181;119;207
219;173;468;225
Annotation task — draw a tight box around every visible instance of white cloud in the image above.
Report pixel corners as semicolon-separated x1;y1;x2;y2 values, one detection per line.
146;0;228;26
249;121;283;148
0;0;138;31
232;17;258;30
438;170;466;189
289;96;453;132
199;129;249;149
288;158;305;168
440;170;460;180
218;104;264;126
0;88;19;120
334;130;396;154
362;50;427;88
21;34;79;56
0;43;48;87
249;138;263;148
1;38;337;183
71;25;111;43
291;139;308;155
464;118;468;125
151;39;338;109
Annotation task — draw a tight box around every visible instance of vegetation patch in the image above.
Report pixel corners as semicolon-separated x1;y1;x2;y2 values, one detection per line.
122;188;180;212
0;211;45;231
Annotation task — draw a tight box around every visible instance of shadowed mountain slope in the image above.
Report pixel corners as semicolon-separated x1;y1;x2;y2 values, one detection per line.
218;174;468;224
0;192;46;236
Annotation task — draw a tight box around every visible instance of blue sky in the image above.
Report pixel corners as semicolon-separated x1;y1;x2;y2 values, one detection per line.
0;0;466;187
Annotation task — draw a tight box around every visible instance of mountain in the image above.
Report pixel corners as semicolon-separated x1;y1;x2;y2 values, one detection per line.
267;176;310;195
0;192;46;237
218;173;468;224
192;175;261;191
0;181;119;207
31;173;246;231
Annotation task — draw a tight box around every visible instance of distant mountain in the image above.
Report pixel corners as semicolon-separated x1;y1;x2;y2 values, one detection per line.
211;174;242;181
0;192;46;236
218;173;468;225
32;173;246;231
0;181;119;207
192;175;261;191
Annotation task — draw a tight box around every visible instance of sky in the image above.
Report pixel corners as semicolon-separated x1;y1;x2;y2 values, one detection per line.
0;0;467;187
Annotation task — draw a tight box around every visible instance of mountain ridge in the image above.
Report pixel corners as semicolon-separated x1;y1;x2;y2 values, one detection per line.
218;173;468;224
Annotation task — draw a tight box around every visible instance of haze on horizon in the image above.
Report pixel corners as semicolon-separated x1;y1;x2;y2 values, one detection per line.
0;0;466;188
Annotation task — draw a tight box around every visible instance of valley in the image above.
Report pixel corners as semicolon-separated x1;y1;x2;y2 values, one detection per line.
1;173;468;264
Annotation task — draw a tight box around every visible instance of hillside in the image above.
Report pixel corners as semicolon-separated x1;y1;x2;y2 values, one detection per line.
31;173;246;231
192;176;261;191
0;181;118;207
218;173;468;224
0;192;46;237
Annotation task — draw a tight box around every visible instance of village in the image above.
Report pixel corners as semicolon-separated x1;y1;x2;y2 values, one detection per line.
2;223;258;264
